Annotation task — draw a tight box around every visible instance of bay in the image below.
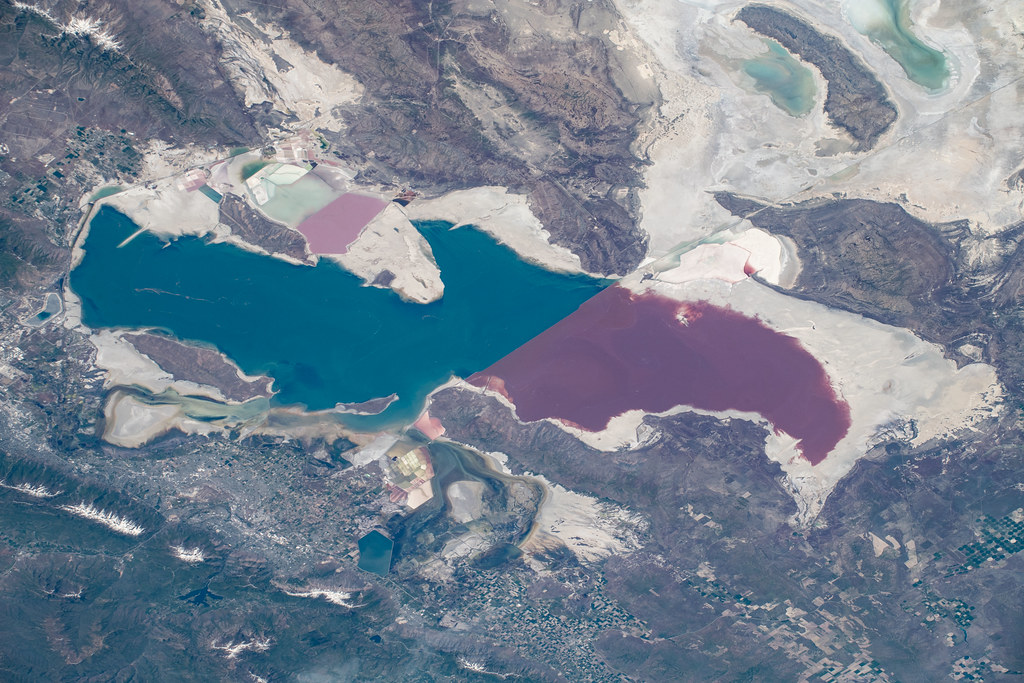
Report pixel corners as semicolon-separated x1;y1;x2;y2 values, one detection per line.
71;206;606;427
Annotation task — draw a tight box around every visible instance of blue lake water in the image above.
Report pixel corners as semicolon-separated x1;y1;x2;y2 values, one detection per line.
71;206;606;427
357;530;394;575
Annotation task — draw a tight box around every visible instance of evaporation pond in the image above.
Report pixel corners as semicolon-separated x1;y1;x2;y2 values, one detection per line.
71;206;605;425
471;286;851;465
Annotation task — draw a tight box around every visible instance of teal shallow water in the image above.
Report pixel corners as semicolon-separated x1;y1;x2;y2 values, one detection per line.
89;186;123;202
251;173;339;226
847;0;949;90
742;40;817;116
71;206;606;427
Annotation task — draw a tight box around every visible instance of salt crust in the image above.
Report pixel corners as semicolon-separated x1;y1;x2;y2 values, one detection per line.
403;187;594;276
88;330;267;404
470;448;648;564
102;391;219;448
611;0;1024;254
202;0;363;133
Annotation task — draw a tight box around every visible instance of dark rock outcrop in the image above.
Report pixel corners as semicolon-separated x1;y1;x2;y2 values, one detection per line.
125;332;272;402
219;195;309;262
247;0;650;274
716;192;986;364
737;5;898;149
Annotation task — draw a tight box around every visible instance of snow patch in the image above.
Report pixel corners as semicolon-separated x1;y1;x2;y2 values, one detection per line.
211;637;272;659
59;503;145;536
0;480;61;498
281;585;361;608
171;545;206;563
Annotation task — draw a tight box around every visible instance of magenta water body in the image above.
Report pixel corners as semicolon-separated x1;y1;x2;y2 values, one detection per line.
472;286;850;465
295;193;390;254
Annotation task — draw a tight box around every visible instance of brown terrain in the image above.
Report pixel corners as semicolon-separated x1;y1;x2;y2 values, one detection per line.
124;332;273;402
0;2;1022;680
244;0;651;274
218;194;310;262
716;193;990;367
736;5;899;149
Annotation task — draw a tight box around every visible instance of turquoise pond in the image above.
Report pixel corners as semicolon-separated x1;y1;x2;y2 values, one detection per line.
847;0;949;91
742;40;817;117
88;186;124;202
71;206;606;427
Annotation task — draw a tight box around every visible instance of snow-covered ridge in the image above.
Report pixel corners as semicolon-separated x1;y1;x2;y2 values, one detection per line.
58;502;145;536
171;545;206;563
0;480;61;498
63;15;122;52
280;582;364;608
12;3;122;52
211;637;272;659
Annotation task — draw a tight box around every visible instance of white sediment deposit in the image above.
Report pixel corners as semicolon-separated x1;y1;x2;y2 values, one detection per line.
202;0;363;133
652;225;799;288
610;0;1024;252
97;180;222;241
343;433;401;468
446;480;486;524
99;386;371;448
471;449;648;564
89;330;239;403
403;187;593;275
102;390;218;448
138;139;226;182
81;313;283;450
329;203;444;304
521;471;649;564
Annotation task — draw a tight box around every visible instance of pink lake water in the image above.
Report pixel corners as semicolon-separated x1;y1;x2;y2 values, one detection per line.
470;286;851;465
295;193;390;254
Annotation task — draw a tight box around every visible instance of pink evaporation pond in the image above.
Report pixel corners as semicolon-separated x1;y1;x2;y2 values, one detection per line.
470;286;851;465
296;193;389;254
